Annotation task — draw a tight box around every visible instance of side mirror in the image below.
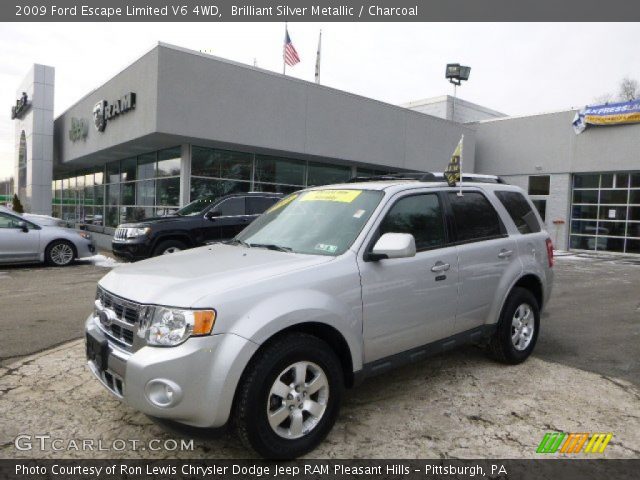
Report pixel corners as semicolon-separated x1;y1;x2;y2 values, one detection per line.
368;233;416;261
205;210;221;220
17;221;28;233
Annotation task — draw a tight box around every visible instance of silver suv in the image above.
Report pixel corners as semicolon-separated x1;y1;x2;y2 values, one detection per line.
85;176;554;458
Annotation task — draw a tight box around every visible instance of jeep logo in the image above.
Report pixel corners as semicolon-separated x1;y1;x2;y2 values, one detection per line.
93;92;136;132
68;117;88;142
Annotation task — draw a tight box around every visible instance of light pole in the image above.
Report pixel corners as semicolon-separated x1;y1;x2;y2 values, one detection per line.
445;63;471;122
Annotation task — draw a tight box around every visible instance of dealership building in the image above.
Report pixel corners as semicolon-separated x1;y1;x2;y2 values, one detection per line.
10;42;640;254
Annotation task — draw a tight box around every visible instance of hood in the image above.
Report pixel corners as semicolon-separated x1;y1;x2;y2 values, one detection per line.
99;243;334;307
118;215;180;228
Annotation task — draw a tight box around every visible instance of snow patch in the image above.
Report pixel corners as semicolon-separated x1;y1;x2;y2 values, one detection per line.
85;254;120;268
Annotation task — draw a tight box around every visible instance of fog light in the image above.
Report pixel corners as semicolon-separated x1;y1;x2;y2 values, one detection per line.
145;379;182;408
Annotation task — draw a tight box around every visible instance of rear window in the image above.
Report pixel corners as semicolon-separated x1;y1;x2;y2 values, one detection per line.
448;192;504;242
247;196;279;215
495;191;541;234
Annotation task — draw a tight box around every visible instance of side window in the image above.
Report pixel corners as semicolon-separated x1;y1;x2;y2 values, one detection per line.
0;213;20;229
246;197;278;215
380;194;446;250
213;197;245;216
448;192;503;242
495;191;541;234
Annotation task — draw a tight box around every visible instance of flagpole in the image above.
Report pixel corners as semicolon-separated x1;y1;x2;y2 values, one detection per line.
458;134;464;196
315;29;322;84
283;22;287;75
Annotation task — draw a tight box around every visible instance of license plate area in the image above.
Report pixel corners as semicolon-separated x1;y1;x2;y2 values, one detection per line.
86;330;110;372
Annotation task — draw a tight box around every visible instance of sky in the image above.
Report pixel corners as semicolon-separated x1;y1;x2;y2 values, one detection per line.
1;22;639;179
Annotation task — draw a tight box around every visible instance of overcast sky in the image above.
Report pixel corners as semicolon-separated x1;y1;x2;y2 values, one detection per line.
1;22;639;179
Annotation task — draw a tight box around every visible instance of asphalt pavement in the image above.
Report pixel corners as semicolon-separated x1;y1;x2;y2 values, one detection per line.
0;253;638;384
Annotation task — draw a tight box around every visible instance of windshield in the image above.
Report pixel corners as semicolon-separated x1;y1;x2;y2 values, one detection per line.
176;195;220;216
235;189;383;256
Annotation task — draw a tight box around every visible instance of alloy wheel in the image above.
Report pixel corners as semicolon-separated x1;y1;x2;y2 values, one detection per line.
50;243;74;265
511;303;534;351
266;361;329;439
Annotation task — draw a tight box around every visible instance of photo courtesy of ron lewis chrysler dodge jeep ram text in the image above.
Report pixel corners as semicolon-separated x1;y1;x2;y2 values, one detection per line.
85;174;554;458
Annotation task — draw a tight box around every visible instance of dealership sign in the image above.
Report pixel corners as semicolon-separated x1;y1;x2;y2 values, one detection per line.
93;92;136;132
573;99;640;134
10;92;30;119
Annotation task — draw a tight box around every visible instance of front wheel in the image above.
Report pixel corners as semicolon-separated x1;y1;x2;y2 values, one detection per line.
234;333;343;459
152;239;187;257
488;287;540;364
45;240;75;267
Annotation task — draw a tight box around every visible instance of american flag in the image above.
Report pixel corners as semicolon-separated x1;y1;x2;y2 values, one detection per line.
283;28;301;67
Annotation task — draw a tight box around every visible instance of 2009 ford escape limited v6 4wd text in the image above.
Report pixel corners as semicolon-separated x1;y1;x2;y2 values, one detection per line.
85;175;554;458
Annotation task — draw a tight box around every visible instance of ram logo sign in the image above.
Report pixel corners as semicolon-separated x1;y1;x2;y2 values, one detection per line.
537;432;613;454
93;92;136;132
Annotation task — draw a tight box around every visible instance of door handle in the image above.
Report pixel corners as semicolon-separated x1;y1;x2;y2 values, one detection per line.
498;249;513;258
431;262;450;272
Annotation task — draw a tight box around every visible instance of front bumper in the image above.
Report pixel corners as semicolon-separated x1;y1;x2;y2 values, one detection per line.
76;240;96;259
84;315;259;427
111;240;152;261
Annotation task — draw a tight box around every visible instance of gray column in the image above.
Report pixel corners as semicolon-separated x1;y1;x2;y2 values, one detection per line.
179;143;191;207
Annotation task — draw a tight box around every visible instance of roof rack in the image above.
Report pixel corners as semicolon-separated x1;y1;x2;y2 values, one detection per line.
347;172;437;183
348;172;507;184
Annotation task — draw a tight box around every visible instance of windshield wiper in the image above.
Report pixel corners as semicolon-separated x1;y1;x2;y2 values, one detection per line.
248;243;292;252
227;239;252;248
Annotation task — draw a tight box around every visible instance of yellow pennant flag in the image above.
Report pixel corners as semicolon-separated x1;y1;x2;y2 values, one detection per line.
444;136;463;187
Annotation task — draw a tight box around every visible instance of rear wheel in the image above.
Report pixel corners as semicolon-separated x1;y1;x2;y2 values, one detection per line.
488;287;540;364
152;239;187;257
45;240;75;267
234;333;343;459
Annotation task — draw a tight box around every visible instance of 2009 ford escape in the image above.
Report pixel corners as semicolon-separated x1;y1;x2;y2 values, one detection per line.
85;174;554;458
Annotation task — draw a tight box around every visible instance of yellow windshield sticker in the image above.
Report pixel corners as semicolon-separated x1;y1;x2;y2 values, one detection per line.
266;194;298;213
301;190;362;203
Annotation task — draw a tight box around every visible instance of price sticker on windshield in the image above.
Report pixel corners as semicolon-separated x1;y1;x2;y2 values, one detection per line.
266;194;298;213
301;190;362;203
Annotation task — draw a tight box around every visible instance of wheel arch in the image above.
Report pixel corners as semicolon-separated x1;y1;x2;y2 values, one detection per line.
151;233;193;252
45;238;78;260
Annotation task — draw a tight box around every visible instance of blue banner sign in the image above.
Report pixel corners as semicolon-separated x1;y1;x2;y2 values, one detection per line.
573;99;640;134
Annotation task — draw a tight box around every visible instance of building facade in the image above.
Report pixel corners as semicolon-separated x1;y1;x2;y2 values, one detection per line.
9;42;640;254
46;43;474;229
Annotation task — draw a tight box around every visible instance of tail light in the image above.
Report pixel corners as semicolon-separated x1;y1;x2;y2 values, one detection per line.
545;238;554;268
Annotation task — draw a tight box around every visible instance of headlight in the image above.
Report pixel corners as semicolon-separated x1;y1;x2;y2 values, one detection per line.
137;306;216;346
78;231;92;240
126;227;151;238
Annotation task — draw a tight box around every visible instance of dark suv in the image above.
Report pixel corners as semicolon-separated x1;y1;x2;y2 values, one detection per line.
112;192;283;261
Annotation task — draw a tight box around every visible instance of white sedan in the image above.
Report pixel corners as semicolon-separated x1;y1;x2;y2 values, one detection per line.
0;209;95;266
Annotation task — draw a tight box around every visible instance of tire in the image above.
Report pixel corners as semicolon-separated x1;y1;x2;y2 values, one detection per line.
234;333;344;459
488;287;540;365
152;239;187;257
45;240;76;267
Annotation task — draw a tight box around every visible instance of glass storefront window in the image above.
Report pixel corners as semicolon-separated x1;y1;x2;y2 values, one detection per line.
105;207;118;227
190;177;250;202
599;206;627;221
573;190;598;204
600;190;628;205
136;180;155;206
106;183;119;206
253;183;301;195
121;157;137;182
255;155;305;185
156;177;180;206
95;170;104;186
121;182;135;205
616;174;629;188
137;152;156;179
631;173;640;188
307;162;351;186
106;162;120;184
121;206;155;223
157;147;181;177
191;147;252;180
600;174;614;188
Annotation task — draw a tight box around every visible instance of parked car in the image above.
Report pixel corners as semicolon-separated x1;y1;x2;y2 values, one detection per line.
0;210;95;266
22;213;72;228
111;192;284;261
86;175;554;458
